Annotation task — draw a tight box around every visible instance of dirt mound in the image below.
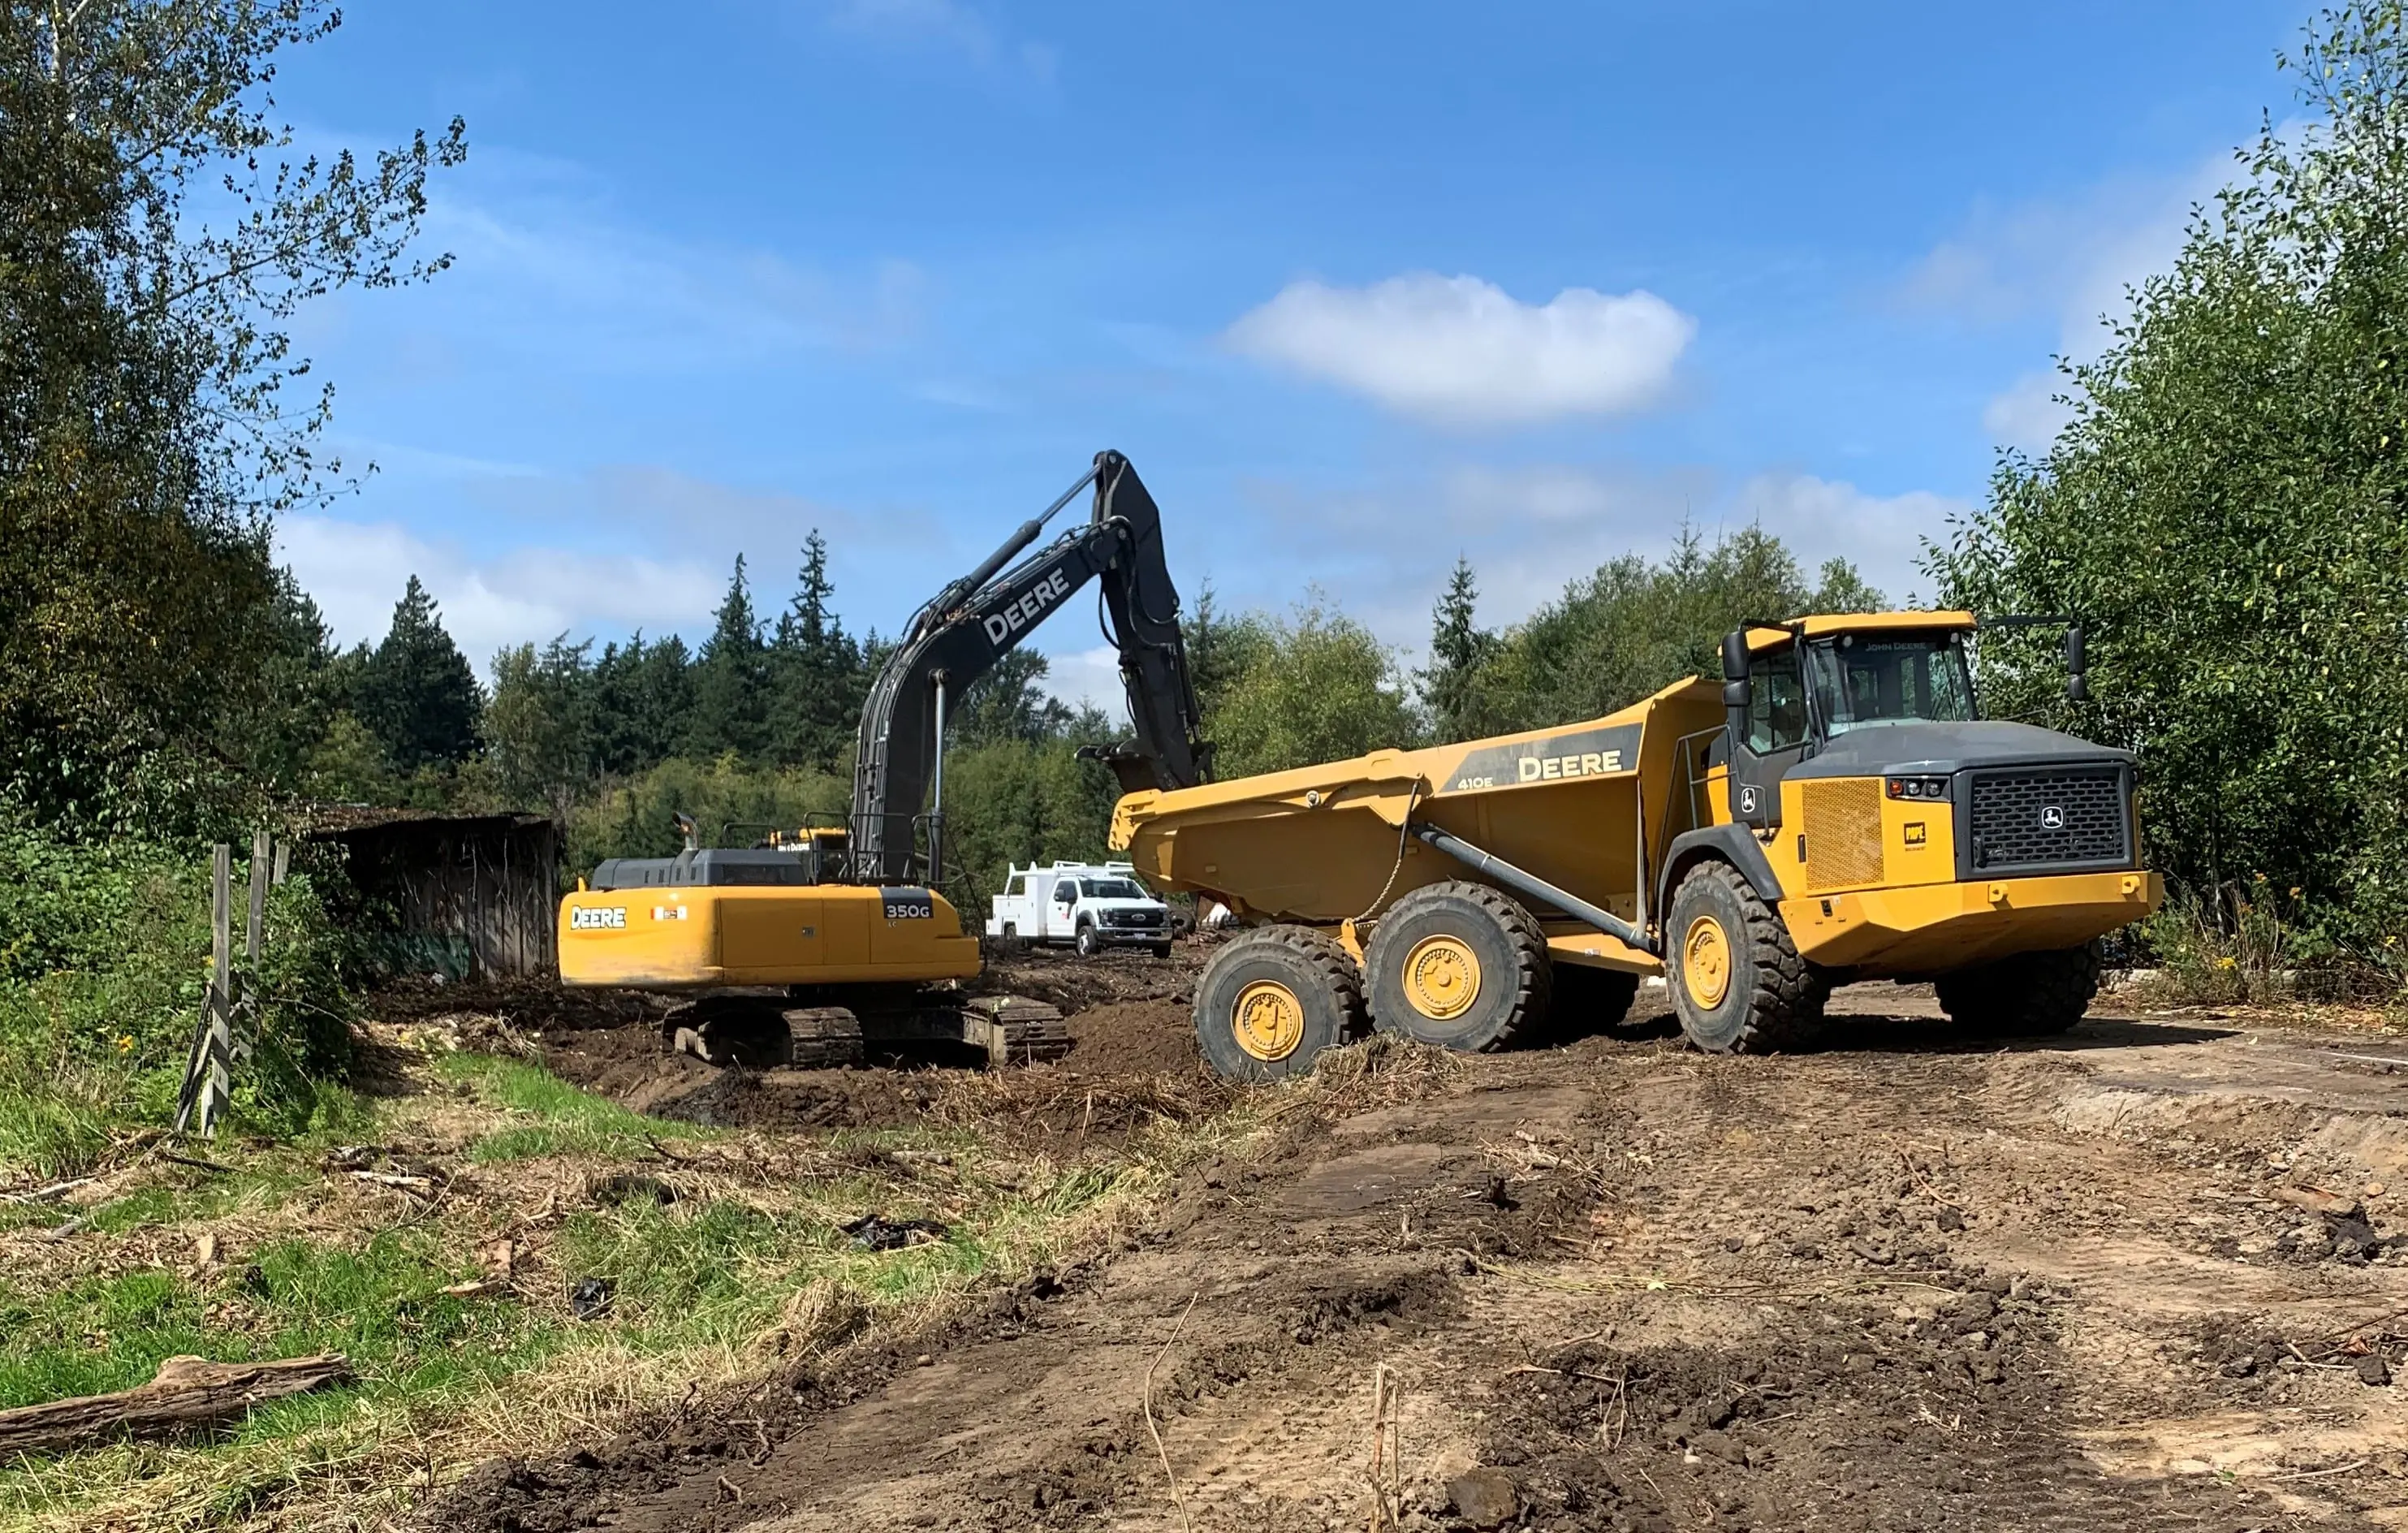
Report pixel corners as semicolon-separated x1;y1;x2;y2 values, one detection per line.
512;948;1211;1140
1059;999;1199;1077
965;944;1198;1013
366;974;661;1034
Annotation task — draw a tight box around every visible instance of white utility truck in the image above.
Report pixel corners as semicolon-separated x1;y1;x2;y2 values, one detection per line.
988;862;1175;957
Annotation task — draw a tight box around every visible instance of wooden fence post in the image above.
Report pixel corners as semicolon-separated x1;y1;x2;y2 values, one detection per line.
173;844;240;1139
247;828;270;966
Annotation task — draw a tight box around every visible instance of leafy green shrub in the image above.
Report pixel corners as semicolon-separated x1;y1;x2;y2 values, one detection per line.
0;821;360;1172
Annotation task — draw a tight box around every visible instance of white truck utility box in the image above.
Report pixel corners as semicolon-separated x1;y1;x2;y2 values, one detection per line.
987;861;1173;957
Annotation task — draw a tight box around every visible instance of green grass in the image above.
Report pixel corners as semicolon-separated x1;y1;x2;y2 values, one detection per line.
438;1054;713;1163
0;1082;118;1182
0;1231;533;1414
0;1045;1184;1532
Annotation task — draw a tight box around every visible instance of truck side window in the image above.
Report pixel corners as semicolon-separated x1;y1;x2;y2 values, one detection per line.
1746;648;1808;754
1055;881;1078;903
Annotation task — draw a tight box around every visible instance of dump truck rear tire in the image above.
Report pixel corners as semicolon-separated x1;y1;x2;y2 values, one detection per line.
1194;926;1363;1081
1667;860;1827;1052
1936;942;2103;1036
1364;881;1551;1052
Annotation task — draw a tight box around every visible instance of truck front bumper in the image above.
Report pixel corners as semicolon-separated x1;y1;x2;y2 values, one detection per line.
1782;869;2162;974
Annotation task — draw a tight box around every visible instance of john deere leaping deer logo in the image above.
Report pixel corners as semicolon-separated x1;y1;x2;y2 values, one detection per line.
2040;805;2066;830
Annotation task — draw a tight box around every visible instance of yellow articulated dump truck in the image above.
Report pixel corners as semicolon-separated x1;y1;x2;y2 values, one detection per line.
1112;611;2162;1079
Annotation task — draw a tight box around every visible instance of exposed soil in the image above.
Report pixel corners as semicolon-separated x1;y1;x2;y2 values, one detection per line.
428;952;2408;1531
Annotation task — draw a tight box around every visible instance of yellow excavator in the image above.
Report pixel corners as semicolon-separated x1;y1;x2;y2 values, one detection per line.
1111;611;2162;1078
555;451;1210;1067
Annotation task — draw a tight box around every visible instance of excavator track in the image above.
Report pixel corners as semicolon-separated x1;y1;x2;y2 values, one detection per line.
663;992;1067;1069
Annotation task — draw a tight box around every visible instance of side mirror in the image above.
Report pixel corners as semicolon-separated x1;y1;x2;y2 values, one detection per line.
1720;629;1750;684
2065;624;2089;702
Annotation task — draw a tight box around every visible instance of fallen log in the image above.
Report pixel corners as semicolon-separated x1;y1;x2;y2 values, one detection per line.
0;1354;350;1457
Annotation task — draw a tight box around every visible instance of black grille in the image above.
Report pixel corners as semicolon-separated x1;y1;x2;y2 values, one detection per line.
1968;768;2129;870
1105;909;1161;928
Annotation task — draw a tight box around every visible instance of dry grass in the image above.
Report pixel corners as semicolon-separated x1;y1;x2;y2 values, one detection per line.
0;1027;1232;1533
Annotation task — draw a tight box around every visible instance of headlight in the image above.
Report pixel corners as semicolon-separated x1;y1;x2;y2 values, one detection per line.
1885;775;1951;800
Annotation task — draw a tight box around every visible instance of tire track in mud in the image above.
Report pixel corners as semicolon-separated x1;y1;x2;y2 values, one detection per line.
432;998;2408;1532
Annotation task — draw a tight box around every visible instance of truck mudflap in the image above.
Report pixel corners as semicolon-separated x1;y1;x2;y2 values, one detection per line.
1782;869;2162;972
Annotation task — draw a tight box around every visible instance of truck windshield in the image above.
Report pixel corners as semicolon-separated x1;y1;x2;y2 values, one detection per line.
1805;632;1976;736
1086;879;1149;900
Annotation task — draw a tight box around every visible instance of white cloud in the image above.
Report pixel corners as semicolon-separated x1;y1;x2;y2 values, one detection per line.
822;0;1058;84
1206;464;1970;668
1980;370;2078;456
415;155;929;374
1901;149;2238;451
1225;273;1695;427
278;516;723;668
1726;473;1970;605
1041;646;1131;724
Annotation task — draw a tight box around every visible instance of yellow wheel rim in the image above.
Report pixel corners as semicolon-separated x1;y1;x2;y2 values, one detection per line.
1401;935;1482;1021
1232;979;1306;1061
1682;914;1732;1009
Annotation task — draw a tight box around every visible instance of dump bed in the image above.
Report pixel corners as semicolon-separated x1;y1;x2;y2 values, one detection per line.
1109;677;1724;973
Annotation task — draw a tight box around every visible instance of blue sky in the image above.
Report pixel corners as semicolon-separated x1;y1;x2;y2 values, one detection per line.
270;0;2311;711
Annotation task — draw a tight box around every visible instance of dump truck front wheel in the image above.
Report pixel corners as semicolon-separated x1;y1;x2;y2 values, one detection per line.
1194;926;1364;1081
1935;942;2103;1035
1364;881;1551;1052
1667;861;1827;1052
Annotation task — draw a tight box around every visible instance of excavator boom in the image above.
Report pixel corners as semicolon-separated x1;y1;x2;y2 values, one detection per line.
851;449;1209;882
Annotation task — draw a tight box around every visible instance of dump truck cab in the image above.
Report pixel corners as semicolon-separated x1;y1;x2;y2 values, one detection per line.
1111;607;2160;1078
1663;612;2157;1048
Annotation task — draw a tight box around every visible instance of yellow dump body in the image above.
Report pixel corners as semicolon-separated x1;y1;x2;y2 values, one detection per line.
1111;669;2159;981
556;882;981;990
1112;679;1724;975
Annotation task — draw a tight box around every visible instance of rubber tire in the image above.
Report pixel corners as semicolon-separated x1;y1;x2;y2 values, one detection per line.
1363;881;1552;1052
1074;923;1101;958
1545;963;1642;1039
1002;922;1024;953
1193;926;1364;1082
1150;943;1174;960
1936;942;2104;1036
1666;860;1828;1053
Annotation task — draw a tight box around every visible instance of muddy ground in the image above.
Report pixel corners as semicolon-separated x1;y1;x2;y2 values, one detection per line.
434;952;2408;1531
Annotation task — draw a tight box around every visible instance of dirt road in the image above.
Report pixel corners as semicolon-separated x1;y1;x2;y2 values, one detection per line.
445;974;2408;1531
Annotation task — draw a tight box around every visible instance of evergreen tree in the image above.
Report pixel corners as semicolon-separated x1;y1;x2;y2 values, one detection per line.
485;636;594;814
687;555;770;761
1184;578;1267;736
768;531;867;768
0;1;462;826
952;650;1075;745
355;576;481;772
589;633;693;777
1421;556;1502;742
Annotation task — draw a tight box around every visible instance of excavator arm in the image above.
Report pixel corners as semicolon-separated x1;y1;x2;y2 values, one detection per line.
850;450;1210;882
